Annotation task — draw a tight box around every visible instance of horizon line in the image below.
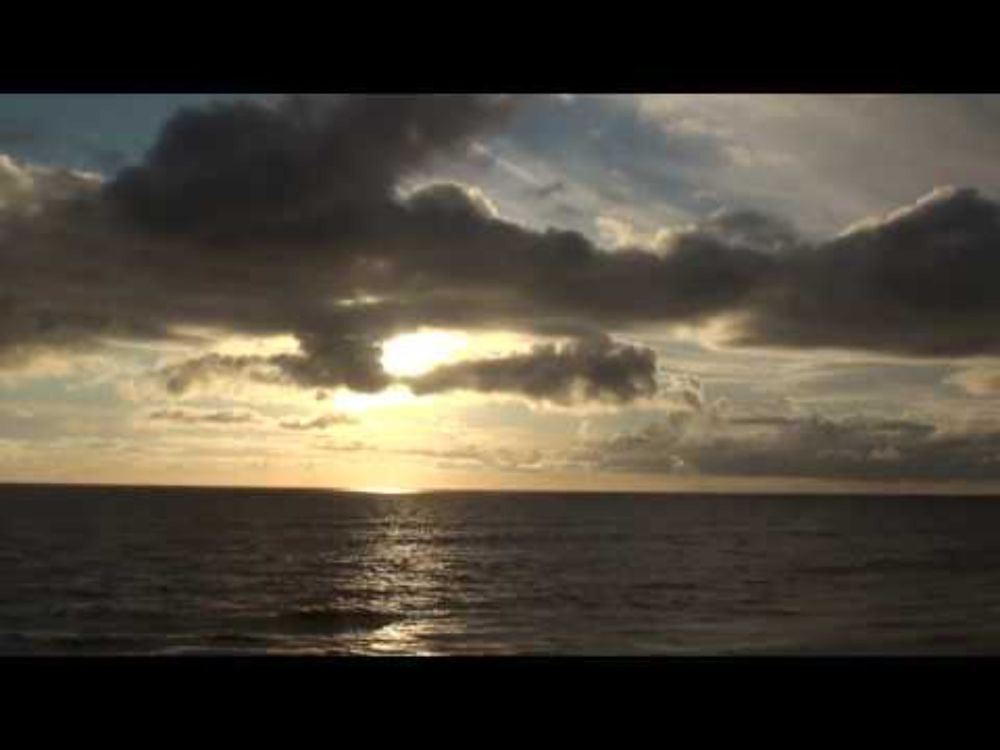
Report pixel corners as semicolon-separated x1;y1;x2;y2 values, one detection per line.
3;479;1000;499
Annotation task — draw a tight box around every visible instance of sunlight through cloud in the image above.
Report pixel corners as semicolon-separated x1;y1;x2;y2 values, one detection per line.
381;330;469;378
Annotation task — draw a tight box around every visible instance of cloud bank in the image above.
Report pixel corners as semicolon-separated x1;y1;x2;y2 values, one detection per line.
584;411;1000;482
4;95;1000;412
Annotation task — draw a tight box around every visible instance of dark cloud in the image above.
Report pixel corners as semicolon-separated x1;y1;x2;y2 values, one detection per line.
0;96;515;387
587;411;1000;482
731;187;1000;356
153;343;390;396
155;332;660;406
407;335;658;405
6;95;1000;412
699;207;799;254
106;94;517;238
154;354;284;396
0;94;773;401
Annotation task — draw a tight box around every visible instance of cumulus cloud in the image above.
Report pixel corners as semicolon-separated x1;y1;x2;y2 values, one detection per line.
106;95;517;237
699;207;799;254
0;95;773;387
0;154;101;214
729;187;1000;356
0;96;518;385
5;94;1000;415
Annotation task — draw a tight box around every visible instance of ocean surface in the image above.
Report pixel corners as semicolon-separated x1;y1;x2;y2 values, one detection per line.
2;484;1000;655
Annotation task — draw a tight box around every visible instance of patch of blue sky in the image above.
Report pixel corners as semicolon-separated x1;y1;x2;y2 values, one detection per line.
0;94;269;175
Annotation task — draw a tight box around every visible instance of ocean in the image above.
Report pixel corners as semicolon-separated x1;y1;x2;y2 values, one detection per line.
2;483;999;655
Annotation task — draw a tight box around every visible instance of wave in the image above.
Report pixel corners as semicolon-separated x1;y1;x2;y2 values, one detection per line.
268;607;400;633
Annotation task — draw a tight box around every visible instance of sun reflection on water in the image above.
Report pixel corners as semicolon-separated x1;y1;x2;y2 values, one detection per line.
337;500;467;655
360;620;443;656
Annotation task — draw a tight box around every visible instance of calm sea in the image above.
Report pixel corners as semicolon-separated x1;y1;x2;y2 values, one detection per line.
2;484;999;655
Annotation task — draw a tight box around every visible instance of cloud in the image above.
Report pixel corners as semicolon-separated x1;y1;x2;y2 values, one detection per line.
315;438;370;453
698;207;799;253
0;95;769;355
151;343;391;397
278;413;355;430
406;334;658;405
0;153;101;213
635;94;1000;236
106;95;517;237
583;410;1000;482
0;96;519;379
6;94;1000;414
147;407;260;425
729;187;1000;356
154;331;662;406
392;443;546;472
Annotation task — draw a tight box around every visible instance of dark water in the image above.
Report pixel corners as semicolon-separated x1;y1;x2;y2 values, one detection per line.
2;484;1000;655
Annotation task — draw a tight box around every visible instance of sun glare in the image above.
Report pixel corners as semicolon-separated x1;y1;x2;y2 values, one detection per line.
381;329;468;378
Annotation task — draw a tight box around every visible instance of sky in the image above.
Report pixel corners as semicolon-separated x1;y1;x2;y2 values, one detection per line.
3;93;1000;493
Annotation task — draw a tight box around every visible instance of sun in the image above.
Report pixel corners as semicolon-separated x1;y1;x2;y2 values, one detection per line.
355;486;420;495
380;329;467;378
